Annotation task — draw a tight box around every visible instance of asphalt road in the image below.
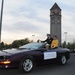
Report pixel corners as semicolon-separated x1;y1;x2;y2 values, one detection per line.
0;53;75;75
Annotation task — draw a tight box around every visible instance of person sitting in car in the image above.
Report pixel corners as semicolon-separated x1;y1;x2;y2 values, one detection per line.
51;35;58;49
41;34;53;49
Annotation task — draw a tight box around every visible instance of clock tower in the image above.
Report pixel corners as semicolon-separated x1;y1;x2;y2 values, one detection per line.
50;3;61;46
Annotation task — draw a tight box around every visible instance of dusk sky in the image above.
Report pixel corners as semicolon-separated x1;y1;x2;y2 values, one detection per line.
0;0;75;44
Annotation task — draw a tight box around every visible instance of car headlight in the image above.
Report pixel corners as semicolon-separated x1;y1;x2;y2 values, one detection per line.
0;60;11;64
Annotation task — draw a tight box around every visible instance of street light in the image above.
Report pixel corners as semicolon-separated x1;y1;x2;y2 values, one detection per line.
32;35;35;42
0;0;4;49
64;32;68;43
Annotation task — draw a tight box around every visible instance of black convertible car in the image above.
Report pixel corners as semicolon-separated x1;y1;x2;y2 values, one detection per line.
0;42;70;73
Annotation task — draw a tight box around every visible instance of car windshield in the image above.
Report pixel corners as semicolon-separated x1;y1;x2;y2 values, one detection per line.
19;42;45;49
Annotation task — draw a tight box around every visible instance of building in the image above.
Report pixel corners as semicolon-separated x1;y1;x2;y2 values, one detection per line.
50;3;61;46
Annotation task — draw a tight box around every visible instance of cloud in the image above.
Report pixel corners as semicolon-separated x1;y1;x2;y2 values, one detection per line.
2;2;50;43
1;0;75;43
62;10;75;42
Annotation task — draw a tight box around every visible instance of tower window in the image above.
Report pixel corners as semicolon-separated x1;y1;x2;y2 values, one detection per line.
51;17;55;24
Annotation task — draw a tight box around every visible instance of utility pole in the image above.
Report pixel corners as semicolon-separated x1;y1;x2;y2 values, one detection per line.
0;0;4;49
64;32;67;43
32;35;35;42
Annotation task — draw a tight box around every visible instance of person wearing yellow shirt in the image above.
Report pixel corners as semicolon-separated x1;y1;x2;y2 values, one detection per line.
51;36;58;49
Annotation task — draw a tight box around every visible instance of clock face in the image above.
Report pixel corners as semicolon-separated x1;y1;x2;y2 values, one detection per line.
57;12;60;15
51;11;61;15
51;11;55;15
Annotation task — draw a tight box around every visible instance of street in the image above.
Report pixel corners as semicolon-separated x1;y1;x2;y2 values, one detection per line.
0;53;75;75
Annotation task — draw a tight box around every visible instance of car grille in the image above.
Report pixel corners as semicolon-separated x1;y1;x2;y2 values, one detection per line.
0;56;10;60
0;56;5;59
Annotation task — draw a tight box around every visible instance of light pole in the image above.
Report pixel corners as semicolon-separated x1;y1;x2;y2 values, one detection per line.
0;0;4;44
32;35;35;42
64;32;67;43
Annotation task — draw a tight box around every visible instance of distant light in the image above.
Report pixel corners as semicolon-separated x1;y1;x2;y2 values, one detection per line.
64;32;67;34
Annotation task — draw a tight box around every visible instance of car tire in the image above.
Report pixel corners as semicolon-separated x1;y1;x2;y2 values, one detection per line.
60;56;67;65
19;56;35;73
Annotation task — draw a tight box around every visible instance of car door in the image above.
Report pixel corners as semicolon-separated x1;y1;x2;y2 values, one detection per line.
41;49;57;61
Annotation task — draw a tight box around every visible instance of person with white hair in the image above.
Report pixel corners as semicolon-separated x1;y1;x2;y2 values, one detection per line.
41;34;53;49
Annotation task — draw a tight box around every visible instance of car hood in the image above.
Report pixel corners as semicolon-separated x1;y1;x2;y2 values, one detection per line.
0;49;31;56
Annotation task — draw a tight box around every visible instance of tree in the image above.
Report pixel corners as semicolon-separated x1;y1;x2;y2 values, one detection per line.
62;41;67;48
4;44;12;49
67;42;71;49
12;40;21;48
11;38;30;48
24;38;30;44
71;42;75;51
1;42;5;49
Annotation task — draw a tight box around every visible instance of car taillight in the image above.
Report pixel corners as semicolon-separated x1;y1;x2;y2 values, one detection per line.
0;60;11;64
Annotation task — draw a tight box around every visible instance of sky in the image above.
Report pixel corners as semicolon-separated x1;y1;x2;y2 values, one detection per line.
0;0;75;44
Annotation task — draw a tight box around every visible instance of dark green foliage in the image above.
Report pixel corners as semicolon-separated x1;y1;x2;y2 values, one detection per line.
1;39;75;51
62;41;75;50
0;38;30;50
62;41;66;48
12;38;30;48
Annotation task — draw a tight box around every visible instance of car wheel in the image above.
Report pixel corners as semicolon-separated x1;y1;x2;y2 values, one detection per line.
60;56;67;65
19;57;34;73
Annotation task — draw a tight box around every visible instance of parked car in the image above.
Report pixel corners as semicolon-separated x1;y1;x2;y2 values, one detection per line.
70;49;75;53
0;42;70;73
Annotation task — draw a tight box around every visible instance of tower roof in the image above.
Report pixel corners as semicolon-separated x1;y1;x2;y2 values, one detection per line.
50;3;61;10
